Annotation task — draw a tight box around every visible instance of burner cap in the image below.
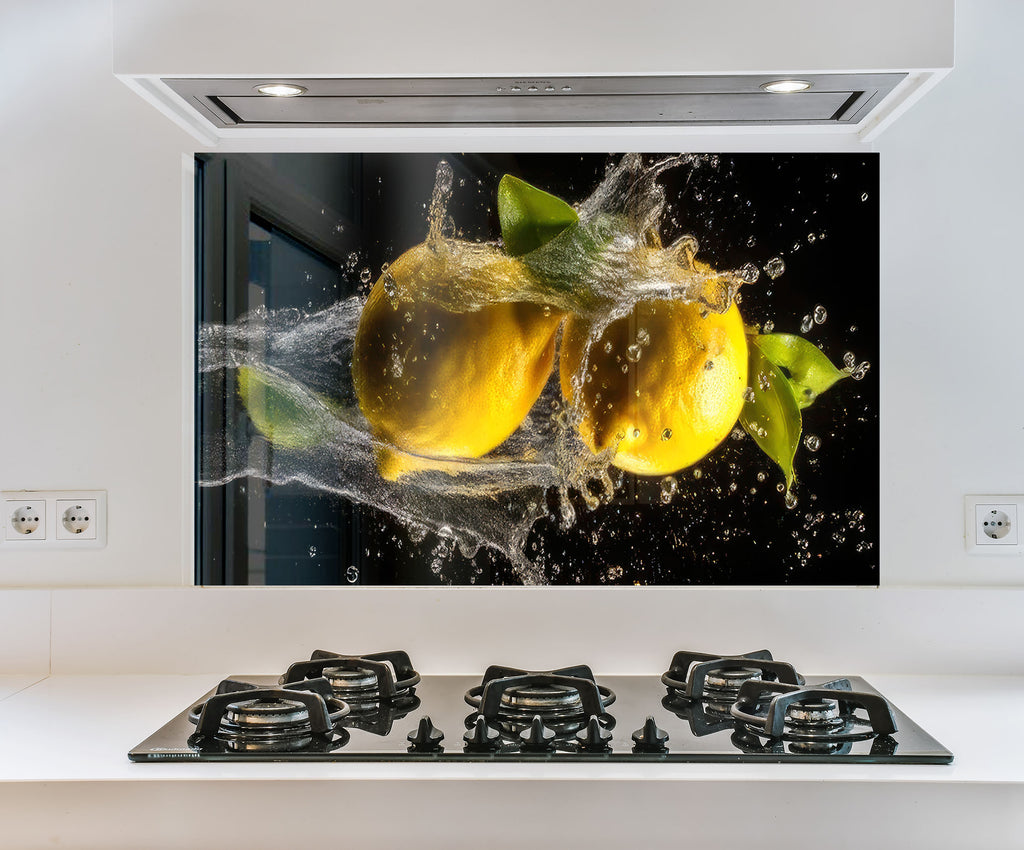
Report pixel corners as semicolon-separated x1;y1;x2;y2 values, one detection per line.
704;666;763;694
785;698;844;733
224;698;310;729
323;666;379;694
500;683;584;716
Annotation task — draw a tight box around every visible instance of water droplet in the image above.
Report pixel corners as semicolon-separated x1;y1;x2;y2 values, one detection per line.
804;434;821;452
800;314;814;334
764;257;786;279
626;344;642;362
850;361;871;381
661;428;672;441
659;476;678;504
692;468;703;479
740;262;760;284
813;304;827;324
359;268;372;284
861;192;869;202
762;320;774;334
636;328;651;346
785;491;798;509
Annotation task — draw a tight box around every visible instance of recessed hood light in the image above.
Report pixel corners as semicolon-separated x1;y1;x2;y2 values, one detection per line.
760;80;813;93
255;83;306;97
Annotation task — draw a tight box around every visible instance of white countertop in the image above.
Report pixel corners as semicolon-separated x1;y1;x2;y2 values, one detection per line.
1;673;1022;848
0;673;1019;783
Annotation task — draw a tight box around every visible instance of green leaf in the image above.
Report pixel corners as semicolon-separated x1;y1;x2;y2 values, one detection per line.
497;174;578;256
754;333;847;409
236;365;335;449
740;342;802;488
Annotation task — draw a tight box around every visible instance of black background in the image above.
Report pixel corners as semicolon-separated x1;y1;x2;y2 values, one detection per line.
205;152;879;586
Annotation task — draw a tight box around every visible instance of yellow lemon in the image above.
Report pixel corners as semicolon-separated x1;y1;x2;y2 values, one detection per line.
353;242;562;479
559;298;748;476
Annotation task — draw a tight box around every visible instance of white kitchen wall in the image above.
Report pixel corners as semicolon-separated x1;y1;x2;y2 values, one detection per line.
0;0;1022;590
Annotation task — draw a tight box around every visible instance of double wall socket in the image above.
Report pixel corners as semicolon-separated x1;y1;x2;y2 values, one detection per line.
964;495;1024;556
1;490;107;549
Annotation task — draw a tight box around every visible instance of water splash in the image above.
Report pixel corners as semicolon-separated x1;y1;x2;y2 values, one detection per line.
198;155;761;583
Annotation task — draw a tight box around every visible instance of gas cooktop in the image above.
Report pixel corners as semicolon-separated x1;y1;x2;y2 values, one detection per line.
128;649;953;764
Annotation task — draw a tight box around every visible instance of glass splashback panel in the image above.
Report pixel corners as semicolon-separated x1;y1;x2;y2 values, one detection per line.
196;153;878;586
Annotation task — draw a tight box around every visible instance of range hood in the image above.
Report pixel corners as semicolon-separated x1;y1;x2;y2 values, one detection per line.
113;0;953;145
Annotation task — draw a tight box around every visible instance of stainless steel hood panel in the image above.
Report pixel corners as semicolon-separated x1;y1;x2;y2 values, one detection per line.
166;74;904;128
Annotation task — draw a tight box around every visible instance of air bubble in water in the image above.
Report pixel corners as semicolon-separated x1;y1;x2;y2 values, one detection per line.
800;314;814;333
626;344;643;362
659;476;678;504
740;262;760;284
746;235;757;248
636;328;651;346
304;272;313;282
843;351;856;369
785;490;798;509
807;233;817;244
603;341;614;354
764;257;785;279
632;428;641;439
791;241;801;253
661;428;672;441
743;387;755;403
813;304;827;324
359;268;372;284
762;320;774;333
756;471;766;482
861;192;869;202
704;360;714;371
804;434;821;452
308;546;317;558
693;468;703;479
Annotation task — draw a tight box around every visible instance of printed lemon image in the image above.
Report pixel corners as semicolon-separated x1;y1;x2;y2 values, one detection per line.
560;295;748;476
352;242;562;480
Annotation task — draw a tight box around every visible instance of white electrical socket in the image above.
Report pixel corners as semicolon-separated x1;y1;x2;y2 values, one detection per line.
0;490;106;549
56;499;98;540
964;495;1024;556
4;500;46;541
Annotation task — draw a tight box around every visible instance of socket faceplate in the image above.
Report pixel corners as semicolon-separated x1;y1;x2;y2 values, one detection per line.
965;496;1024;556
0;491;106;549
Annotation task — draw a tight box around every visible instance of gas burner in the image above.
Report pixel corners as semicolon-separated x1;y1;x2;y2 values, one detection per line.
661;649;804;703
465;665;616;737
280;650;421;706
730;677;898;744
187;677;350;753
